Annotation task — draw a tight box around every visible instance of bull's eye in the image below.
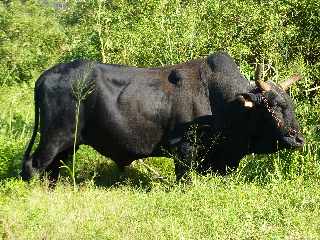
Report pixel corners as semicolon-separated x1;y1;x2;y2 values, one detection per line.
288;130;296;137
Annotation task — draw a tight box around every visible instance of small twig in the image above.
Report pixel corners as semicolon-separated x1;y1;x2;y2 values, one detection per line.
305;86;320;92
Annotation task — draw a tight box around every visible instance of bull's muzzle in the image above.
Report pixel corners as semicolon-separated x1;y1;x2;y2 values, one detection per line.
281;131;304;149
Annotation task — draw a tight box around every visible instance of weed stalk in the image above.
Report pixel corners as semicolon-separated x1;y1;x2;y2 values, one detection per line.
60;63;95;191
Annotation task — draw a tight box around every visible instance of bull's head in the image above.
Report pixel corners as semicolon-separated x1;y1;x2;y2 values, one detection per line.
238;66;304;153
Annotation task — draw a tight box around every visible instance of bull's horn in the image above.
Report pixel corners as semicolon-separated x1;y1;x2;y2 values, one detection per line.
255;63;263;82
279;74;301;91
256;80;271;92
255;63;271;92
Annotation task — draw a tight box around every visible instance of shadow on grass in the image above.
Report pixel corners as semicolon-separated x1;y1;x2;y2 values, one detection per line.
64;159;157;190
69;147;175;190
93;162;155;190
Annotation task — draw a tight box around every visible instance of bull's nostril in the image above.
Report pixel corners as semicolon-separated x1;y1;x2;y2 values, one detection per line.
296;135;304;145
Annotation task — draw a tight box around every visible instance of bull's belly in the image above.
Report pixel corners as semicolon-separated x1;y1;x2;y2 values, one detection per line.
82;123;166;165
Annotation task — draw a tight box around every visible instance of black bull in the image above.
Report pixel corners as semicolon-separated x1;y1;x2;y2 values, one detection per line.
21;52;304;181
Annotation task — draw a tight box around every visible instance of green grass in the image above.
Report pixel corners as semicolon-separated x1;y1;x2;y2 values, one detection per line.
1;177;320;239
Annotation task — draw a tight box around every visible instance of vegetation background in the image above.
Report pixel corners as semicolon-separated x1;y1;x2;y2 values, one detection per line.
0;0;319;239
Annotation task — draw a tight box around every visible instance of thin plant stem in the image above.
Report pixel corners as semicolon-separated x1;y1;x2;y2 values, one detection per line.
72;101;81;191
68;63;95;190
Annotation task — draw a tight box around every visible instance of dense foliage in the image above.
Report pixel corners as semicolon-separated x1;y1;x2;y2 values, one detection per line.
1;0;319;85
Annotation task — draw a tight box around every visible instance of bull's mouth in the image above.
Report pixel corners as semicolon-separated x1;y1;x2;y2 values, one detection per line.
279;134;304;149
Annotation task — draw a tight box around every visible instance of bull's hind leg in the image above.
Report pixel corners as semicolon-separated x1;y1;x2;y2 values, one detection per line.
26;130;76;181
21;155;34;181
21;143;60;181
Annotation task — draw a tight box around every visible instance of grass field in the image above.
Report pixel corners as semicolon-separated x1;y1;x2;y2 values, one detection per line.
1;177;320;239
1;0;320;239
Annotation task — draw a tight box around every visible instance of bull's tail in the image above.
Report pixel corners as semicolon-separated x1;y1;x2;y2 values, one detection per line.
22;87;40;166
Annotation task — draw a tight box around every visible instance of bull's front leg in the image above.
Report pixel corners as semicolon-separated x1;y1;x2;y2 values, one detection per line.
174;139;197;181
173;141;194;181
170;116;216;181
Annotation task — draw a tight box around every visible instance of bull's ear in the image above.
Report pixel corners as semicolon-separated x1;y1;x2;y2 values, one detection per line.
236;94;255;108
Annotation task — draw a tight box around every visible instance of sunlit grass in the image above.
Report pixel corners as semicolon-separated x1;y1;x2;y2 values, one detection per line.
1;177;320;239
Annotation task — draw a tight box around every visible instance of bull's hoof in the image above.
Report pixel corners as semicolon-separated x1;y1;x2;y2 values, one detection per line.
20;166;39;181
20;170;32;181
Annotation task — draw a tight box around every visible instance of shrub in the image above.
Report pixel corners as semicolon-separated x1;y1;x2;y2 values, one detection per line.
0;0;66;85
